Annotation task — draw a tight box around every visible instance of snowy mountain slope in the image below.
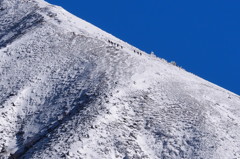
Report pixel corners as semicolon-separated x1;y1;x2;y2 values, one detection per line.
0;0;240;159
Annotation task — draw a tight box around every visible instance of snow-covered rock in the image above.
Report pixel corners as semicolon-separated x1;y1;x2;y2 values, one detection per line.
0;0;239;158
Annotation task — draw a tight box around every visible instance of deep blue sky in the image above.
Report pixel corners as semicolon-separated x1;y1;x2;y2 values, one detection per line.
46;0;240;95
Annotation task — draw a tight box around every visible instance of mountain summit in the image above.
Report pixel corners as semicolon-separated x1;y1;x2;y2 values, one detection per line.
0;0;240;158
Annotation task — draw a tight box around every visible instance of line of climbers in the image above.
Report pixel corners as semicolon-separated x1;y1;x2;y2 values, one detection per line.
107;40;123;49
107;40;142;56
133;50;142;56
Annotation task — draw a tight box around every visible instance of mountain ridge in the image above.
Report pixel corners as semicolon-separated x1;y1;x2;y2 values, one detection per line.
0;0;240;159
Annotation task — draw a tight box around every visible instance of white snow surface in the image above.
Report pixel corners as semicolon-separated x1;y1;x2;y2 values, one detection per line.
0;0;240;159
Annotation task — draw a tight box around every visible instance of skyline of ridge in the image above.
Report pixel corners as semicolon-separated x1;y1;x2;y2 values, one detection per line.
46;0;240;95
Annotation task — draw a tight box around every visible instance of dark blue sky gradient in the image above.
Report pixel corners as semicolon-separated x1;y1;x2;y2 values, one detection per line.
46;0;240;95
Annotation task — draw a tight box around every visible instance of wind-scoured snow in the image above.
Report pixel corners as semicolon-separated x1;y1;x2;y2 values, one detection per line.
0;0;240;159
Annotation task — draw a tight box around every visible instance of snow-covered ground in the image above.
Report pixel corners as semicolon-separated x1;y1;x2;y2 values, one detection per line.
0;0;240;158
